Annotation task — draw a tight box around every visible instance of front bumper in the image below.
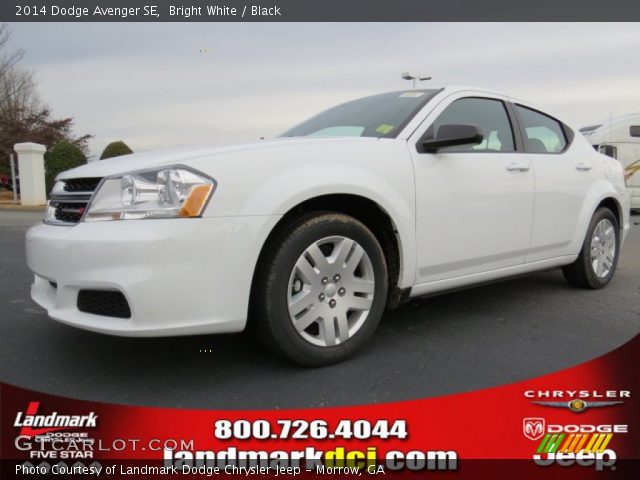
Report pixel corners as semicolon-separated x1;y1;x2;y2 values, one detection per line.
26;215;280;336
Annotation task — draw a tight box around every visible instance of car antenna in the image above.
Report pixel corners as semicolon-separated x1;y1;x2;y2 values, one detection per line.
401;72;432;89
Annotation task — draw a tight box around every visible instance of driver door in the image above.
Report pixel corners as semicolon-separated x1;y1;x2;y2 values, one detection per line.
409;95;535;285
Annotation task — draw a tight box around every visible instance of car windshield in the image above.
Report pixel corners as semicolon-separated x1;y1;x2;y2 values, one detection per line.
281;90;440;139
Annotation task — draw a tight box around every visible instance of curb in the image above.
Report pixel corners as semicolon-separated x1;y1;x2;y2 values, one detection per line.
0;204;46;212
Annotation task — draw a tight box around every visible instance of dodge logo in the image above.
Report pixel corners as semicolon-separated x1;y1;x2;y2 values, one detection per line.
523;417;545;441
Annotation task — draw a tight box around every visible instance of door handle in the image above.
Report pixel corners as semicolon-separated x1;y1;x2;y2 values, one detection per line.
576;162;592;171
505;161;530;172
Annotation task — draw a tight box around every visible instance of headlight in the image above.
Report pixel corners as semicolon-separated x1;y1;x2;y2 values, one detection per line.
84;167;215;222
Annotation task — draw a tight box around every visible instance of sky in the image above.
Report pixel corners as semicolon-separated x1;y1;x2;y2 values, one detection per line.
7;22;640;159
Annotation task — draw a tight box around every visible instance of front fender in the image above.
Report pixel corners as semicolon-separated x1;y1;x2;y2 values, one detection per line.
190;143;417;289
242;166;416;289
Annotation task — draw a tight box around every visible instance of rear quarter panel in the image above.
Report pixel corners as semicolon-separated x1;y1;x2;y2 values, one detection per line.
571;147;630;252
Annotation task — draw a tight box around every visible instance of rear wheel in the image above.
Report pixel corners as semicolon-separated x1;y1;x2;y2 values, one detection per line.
252;212;388;366
562;207;619;289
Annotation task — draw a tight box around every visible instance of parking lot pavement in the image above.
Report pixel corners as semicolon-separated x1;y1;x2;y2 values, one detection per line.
1;209;639;410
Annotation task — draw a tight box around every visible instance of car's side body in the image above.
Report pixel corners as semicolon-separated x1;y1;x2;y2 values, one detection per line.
26;86;630;339
405;88;629;295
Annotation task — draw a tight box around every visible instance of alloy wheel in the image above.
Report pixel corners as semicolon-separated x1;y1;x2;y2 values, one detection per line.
287;236;376;347
590;218;616;278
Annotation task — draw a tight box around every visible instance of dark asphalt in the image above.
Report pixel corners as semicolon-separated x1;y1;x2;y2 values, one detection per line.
1;209;639;410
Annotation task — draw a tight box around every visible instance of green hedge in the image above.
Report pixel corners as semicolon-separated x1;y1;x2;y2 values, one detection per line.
100;141;133;160
44;141;87;194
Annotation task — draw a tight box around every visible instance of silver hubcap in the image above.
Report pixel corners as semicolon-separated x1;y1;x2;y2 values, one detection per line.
590;219;616;279
287;236;375;347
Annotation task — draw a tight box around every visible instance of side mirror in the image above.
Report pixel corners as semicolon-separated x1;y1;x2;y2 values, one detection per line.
420;124;484;152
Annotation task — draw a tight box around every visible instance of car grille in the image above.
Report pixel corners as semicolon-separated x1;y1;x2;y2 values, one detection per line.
53;202;87;223
47;177;102;225
63;177;102;193
77;290;131;319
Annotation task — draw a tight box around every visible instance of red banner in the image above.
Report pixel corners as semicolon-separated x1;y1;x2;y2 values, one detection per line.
2;335;639;479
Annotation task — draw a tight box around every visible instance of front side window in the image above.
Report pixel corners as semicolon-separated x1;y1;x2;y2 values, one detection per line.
630;126;640;137
516;105;567;153
425;97;515;152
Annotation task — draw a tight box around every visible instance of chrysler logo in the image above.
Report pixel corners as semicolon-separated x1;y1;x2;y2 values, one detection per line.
532;400;623;413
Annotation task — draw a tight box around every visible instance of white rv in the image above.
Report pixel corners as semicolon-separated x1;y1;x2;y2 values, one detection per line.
580;114;640;211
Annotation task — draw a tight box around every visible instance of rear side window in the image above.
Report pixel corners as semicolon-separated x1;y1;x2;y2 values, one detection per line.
516;105;567;153
630;126;640;137
426;97;515;152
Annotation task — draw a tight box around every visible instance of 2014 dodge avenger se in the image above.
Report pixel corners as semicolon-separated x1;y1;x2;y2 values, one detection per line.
26;86;630;365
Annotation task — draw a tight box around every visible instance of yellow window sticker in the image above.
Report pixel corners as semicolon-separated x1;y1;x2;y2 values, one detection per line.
375;124;395;135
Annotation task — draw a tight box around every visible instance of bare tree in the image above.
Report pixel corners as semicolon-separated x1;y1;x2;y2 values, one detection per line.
0;23;90;174
0;23;38;124
0;23;25;77
0;65;39;117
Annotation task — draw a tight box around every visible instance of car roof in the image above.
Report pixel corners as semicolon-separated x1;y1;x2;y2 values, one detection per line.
397;85;529;105
442;85;527;102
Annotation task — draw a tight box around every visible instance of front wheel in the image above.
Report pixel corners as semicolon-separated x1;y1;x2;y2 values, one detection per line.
252;212;388;366
562;207;620;289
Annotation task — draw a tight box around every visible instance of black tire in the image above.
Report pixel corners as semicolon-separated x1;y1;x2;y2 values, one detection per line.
251;212;388;366
562;207;620;289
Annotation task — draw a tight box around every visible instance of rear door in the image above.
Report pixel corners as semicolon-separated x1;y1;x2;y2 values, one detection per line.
513;105;595;262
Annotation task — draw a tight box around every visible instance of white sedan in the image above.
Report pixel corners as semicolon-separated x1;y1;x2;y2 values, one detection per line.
26;86;630;365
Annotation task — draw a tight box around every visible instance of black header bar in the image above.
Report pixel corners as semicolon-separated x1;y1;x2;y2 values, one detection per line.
3;0;640;22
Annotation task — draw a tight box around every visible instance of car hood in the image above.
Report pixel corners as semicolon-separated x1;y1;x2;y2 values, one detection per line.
58;137;379;179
